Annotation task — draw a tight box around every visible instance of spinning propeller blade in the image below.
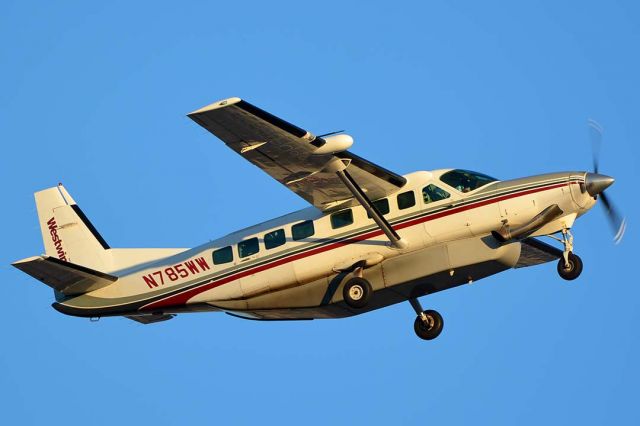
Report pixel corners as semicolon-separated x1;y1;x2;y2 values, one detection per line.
587;119;626;244
588;119;603;174
599;192;626;244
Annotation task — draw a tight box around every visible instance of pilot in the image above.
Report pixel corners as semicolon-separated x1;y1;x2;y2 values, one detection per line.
460;175;473;192
456;180;471;193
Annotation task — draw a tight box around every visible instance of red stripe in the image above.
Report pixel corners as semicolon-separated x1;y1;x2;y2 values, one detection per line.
142;181;572;310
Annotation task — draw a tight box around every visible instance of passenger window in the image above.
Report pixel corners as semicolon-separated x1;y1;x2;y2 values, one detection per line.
331;209;353;229
422;184;450;204
264;229;286;250
213;246;233;265
397;191;416;210
292;220;315;241
367;198;390;218
238;237;259;258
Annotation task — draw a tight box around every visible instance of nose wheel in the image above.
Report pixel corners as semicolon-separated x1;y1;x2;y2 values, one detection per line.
557;252;583;280
409;297;444;340
556;227;583;281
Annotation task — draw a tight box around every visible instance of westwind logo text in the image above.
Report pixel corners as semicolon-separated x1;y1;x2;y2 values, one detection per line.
47;217;67;261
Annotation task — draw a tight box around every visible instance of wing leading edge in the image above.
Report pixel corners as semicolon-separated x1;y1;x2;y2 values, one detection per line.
188;98;406;211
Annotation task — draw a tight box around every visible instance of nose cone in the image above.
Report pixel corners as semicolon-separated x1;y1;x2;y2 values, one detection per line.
585;173;615;196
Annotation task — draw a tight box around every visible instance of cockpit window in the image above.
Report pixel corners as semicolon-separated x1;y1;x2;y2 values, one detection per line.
439;169;498;193
423;184;450;204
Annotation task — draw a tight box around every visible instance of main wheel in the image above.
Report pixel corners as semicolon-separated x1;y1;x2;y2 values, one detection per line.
414;309;444;340
343;277;372;308
557;252;583;281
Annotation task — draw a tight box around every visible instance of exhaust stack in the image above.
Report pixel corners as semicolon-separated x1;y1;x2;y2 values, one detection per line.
492;204;564;242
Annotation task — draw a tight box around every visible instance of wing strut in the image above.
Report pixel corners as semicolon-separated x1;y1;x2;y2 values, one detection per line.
334;165;407;249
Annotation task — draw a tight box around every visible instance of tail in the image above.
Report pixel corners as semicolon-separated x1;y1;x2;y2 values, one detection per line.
35;184;111;271
33;184;186;274
13;184;186;299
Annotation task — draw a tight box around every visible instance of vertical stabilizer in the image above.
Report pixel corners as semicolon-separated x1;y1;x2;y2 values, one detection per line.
35;184;111;271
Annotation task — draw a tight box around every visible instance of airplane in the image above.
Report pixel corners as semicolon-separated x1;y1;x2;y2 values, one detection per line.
13;98;626;340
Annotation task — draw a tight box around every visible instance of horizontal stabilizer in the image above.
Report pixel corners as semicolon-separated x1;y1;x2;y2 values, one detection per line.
12;256;117;296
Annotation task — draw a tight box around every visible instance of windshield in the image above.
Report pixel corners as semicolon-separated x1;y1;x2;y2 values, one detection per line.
439;169;498;193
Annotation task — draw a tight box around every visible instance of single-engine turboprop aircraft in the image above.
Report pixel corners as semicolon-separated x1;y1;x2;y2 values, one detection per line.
13;98;626;340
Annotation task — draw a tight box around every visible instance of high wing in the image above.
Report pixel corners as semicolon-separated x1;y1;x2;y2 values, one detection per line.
188;98;406;211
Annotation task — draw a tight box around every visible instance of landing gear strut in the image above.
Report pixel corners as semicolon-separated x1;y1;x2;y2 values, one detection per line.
556;228;583;281
409;297;443;340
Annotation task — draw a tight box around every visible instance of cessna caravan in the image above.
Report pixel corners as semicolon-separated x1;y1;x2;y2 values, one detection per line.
13;98;625;340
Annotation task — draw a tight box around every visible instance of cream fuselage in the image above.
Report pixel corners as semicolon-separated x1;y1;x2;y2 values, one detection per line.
53;169;596;319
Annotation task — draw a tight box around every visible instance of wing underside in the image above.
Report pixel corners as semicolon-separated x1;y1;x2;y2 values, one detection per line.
516;238;562;268
188;98;406;210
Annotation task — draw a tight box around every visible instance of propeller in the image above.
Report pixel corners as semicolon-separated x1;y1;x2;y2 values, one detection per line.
588;119;603;173
586;119;626;244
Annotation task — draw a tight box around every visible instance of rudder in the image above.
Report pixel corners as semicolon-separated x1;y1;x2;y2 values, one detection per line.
35;184;111;271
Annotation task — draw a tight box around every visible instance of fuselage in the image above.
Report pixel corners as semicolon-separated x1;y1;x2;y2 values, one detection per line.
52;169;597;319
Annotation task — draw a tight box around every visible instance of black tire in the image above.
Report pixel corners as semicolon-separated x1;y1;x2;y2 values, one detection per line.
557;252;583;281
343;277;372;308
414;309;444;340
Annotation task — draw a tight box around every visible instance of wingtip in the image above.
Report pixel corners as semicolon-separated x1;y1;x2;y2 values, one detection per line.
188;97;242;116
11;255;45;267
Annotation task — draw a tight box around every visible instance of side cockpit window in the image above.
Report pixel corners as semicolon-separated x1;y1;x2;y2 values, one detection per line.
422;184;450;204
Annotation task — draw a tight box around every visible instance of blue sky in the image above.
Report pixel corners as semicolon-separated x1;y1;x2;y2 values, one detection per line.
1;1;639;424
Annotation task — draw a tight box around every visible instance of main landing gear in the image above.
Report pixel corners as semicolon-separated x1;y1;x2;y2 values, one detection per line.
341;265;443;340
343;277;372;308
409;298;443;340
343;262;373;309
556;228;583;281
